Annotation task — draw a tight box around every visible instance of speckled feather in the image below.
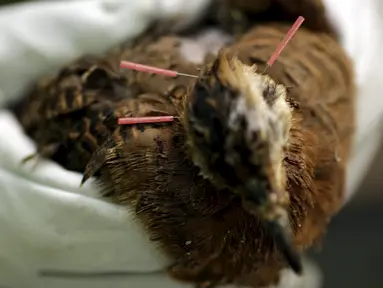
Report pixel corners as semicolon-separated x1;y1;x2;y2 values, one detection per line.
12;7;355;288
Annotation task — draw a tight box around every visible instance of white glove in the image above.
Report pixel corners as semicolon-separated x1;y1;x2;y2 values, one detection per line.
0;0;382;287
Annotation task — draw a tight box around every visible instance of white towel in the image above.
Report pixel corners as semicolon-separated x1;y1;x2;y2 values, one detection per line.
0;0;382;287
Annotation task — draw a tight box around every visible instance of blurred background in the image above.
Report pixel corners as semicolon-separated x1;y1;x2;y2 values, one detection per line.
311;141;383;288
0;0;382;288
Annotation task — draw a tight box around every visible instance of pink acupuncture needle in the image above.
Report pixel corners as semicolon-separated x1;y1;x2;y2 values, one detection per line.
118;116;174;125
264;16;305;72
120;61;199;78
118;61;198;125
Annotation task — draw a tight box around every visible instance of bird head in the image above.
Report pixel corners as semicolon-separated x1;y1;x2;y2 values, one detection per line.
184;53;302;274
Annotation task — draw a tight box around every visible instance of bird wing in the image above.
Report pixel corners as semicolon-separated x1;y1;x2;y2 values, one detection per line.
12;54;132;172
12;31;202;174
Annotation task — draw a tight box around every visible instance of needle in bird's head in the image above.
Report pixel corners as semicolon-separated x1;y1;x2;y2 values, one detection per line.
263;16;305;74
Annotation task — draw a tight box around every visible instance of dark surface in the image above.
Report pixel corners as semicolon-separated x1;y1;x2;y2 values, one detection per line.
312;144;383;288
0;0;32;6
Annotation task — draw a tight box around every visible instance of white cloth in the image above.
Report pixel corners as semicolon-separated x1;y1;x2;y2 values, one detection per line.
322;0;383;202
0;0;382;287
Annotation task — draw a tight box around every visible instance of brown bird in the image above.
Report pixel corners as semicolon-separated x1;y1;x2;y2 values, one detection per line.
12;10;355;288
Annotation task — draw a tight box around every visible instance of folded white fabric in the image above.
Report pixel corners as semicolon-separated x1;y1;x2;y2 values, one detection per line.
0;0;382;287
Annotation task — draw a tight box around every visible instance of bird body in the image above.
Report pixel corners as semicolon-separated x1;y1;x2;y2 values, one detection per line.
13;13;355;288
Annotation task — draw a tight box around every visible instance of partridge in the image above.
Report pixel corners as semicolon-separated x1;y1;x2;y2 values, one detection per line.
12;3;355;288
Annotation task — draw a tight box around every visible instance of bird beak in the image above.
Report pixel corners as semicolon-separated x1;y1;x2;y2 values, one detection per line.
244;181;303;274
263;214;303;275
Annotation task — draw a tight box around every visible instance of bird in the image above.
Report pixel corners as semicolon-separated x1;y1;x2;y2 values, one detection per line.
11;6;355;288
